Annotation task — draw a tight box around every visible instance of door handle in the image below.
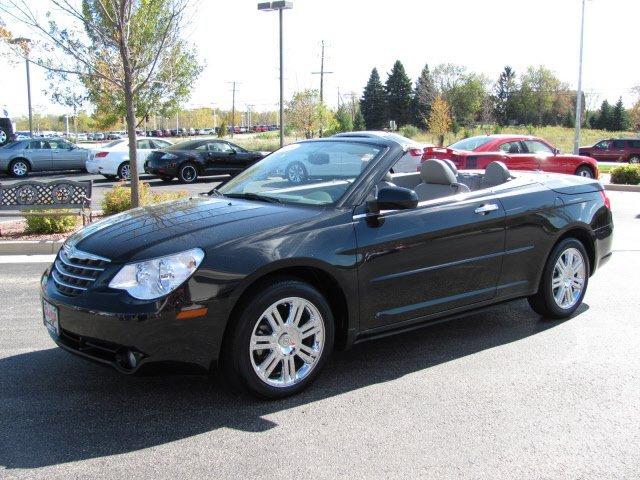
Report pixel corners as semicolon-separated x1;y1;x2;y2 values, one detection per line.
474;204;499;215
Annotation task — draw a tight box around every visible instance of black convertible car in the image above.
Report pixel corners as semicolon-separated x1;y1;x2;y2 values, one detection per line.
40;137;613;398
144;139;268;183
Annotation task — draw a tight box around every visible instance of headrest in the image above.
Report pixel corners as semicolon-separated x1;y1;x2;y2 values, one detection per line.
484;161;511;185
420;159;457;185
442;159;458;176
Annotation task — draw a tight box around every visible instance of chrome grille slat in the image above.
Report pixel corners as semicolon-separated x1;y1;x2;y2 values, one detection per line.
52;246;111;297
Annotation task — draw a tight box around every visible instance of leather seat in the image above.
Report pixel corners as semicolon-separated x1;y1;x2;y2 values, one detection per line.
414;160;470;201
481;161;511;188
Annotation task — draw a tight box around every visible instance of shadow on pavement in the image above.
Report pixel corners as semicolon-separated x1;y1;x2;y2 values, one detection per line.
0;299;584;470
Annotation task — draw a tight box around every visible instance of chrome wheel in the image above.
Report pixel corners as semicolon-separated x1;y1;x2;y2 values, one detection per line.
249;297;325;388
180;164;197;182
551;247;586;309
286;162;306;183
576;167;593;178
119;163;131;180
0;130;7;144
11;161;28;177
629;156;640;164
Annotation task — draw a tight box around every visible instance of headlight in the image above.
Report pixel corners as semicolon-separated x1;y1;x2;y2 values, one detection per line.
161;153;178;160
108;248;204;300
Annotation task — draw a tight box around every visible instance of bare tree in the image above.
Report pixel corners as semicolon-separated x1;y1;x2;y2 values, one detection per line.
0;0;199;207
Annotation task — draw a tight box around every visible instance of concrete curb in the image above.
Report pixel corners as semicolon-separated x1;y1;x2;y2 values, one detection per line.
604;183;640;192
0;240;64;255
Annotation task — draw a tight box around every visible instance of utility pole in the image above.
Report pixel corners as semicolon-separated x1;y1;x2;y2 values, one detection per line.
312;40;333;136
247;104;255;130
227;81;239;138
573;0;586;154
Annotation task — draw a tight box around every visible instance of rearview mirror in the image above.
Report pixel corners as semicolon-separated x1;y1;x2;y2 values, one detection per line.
368;186;418;213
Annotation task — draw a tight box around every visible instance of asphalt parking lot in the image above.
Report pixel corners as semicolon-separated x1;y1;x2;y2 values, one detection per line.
0;191;638;479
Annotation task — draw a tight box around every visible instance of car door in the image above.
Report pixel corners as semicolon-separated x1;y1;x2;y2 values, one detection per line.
354;190;506;332
496;140;539;171
522;140;564;173
607;140;627;162
135;139;154;170
49;139;83;170
203;141;245;174
589;140;612;161
25;140;52;171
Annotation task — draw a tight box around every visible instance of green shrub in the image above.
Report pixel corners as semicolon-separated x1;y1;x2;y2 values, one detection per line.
462;127;474;139
610;164;640;185
102;182;189;215
492;124;503;134
25;210;78;234
525;124;535;135
399;124;420;139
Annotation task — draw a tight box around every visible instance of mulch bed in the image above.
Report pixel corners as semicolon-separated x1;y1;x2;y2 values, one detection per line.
0;219;79;241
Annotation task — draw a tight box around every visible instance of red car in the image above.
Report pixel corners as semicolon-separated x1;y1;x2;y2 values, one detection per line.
579;138;640;164
423;135;599;178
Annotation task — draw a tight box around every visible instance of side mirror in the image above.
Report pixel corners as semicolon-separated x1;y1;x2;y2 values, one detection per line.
553;147;560;155
368;186;418;213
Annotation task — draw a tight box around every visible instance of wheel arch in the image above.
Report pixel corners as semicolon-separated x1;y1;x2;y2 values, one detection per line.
9;157;32;171
222;263;352;360
574;162;596;177
555;226;596;276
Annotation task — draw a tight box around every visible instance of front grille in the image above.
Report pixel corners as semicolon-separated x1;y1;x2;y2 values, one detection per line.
52;246;111;296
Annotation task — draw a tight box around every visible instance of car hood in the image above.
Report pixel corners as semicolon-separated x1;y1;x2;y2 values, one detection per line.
66;196;322;263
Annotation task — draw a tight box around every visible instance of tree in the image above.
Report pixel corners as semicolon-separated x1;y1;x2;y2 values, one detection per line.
333;103;353;133
514;66;563;125
1;0;201;208
385;60;413;127
493;66;517;125
595;100;613;130
286;89;334;139
447;73;488;125
360;68;386;130
428;95;452;146
611;97;630;131
353;108;365;131
412;63;436;129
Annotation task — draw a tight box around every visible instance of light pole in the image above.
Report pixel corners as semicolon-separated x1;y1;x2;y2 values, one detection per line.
258;1;293;148
573;0;586;154
9;37;33;138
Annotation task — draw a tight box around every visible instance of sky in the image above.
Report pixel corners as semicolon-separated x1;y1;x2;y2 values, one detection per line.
2;0;639;117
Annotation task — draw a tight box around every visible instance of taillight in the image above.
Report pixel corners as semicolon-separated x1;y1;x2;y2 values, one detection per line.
599;190;611;210
95;151;109;158
408;148;423;157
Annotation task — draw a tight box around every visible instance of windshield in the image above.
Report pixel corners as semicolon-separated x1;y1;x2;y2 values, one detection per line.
449;136;494;151
218;141;384;206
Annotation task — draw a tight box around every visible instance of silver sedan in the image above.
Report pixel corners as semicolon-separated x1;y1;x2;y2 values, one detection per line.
0;138;89;178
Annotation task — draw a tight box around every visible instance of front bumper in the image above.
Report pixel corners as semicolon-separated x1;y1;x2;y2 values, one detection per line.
40;267;223;372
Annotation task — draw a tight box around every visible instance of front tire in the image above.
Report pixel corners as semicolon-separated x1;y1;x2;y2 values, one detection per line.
159;175;174;183
528;238;589;319
9;159;29;178
575;165;594;178
222;279;334;399
178;162;198;183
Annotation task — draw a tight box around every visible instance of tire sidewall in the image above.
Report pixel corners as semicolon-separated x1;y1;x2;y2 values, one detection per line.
575;165;594;178
118;162;130;180
629;156;640;165
540;238;590;318
225;280;335;399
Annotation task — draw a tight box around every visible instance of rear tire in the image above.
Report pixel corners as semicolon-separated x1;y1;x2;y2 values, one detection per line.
528;238;590;319
117;162;131;180
159;175;174;183
575;165;594;178
221;279;334;399
9;159;29;178
285;161;308;184
177;162;198;183
629;155;640;164
0;126;9;147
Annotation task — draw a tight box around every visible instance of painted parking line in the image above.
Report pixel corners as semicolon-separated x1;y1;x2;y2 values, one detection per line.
0;255;56;263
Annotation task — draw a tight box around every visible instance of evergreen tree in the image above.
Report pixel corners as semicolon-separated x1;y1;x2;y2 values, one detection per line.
385;60;413;127
411;63;436;129
595;100;612;130
493;66;517;125
353;108;366;131
611;97;630;131
334;103;353;133
360;68;387;129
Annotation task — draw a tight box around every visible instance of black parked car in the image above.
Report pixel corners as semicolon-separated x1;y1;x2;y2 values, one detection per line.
145;139;268;183
40;137;613;399
0;115;15;147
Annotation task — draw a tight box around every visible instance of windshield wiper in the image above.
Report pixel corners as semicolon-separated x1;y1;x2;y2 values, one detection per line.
224;192;282;204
